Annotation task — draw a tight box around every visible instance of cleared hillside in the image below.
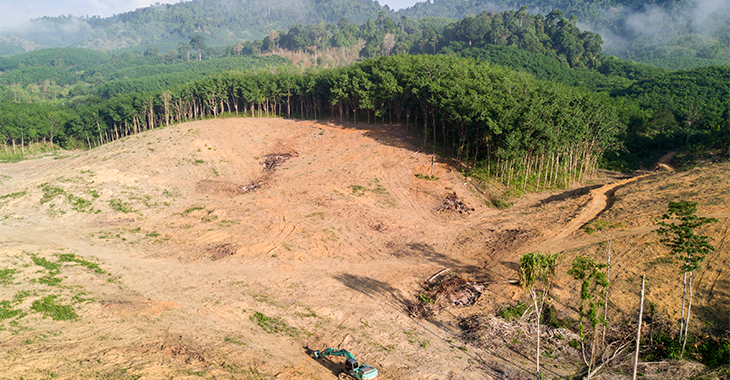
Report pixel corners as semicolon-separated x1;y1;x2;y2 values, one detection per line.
0;117;728;379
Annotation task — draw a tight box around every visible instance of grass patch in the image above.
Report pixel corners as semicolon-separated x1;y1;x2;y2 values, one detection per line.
0;268;16;286
349;179;388;196
39;183;65;204
415;173;439;181
349;184;367;195
0;300;23;320
0;190;27;200
37;276;63;286
250;311;305;338
162;188;179;198
57;253;107;274
498;302;528;322
305;212;325;219
224;336;246;345
31;295;78;320
14;290;31;302
109;198;134;213
182;205;205;215
68;194;94;213
31;255;60;274
492;198;513;209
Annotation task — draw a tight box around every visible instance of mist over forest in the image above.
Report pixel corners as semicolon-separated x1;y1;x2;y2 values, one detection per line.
0;0;729;69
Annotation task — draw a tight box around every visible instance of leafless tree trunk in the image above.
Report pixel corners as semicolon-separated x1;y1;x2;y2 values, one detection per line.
633;275;645;380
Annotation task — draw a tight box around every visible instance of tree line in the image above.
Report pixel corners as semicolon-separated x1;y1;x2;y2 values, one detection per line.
0;55;624;191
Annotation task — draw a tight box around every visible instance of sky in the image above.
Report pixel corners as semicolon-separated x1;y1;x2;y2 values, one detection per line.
0;0;420;28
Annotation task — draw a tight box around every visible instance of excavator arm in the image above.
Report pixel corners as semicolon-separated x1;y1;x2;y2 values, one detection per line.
311;348;357;360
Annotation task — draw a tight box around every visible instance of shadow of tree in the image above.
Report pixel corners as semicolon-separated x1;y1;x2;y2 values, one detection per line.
332;272;415;313
696;276;730;332
301;119;457;169
536;184;602;207
404;242;491;281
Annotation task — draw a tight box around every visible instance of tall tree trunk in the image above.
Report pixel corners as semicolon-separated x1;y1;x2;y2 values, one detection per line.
602;237;612;346
633;275;646;380
532;289;541;378
679;272;687;343
682;272;694;355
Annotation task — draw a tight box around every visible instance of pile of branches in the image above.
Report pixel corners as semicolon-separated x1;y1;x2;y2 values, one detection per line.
262;153;297;173
437;192;474;214
432;276;485;307
240;152;298;194
207;243;237;260
409;274;486;318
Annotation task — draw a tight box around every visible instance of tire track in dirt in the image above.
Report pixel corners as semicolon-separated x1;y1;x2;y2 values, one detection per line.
526;152;677;254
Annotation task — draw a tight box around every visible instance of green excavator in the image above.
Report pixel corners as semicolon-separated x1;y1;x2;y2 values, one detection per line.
311;348;378;379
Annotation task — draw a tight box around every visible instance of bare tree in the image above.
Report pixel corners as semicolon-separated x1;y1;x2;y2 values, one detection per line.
519;252;559;378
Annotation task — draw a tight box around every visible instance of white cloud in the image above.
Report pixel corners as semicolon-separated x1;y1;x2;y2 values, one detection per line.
0;0;184;29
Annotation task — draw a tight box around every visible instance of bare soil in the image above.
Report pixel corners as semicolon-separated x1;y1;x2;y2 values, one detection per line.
0;118;728;380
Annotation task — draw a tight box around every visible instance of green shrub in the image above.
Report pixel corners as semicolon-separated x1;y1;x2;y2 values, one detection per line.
498;302;528;321
698;337;730;368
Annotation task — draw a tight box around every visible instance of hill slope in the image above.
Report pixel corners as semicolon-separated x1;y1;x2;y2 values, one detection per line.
0;117;728;378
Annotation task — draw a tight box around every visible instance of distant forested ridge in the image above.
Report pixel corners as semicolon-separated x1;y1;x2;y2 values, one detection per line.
0;0;384;55
396;0;730;69
0;47;288;103
614;66;730;154
2;0;729;70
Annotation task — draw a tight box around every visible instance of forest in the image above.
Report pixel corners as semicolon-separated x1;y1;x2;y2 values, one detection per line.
1;9;728;174
2;0;729;71
396;0;730;69
0;54;625;191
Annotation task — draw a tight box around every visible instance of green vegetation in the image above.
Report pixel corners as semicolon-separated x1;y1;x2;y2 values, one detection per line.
0;300;23;320
0;252;116;343
250;311;304;338
1;8;728;173
109;199;134;214
397;0;730;69
0;268;16;286
58;253;107;274
31;255;60;274
497;302;528;322
39;183;65;204
67;194;94;213
31;295;78;321
182;206;205;215
657;201;717;355
519;251;559;377
0;0;384;55
568;255;609;375
0;191;26;200
415;174;438;181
